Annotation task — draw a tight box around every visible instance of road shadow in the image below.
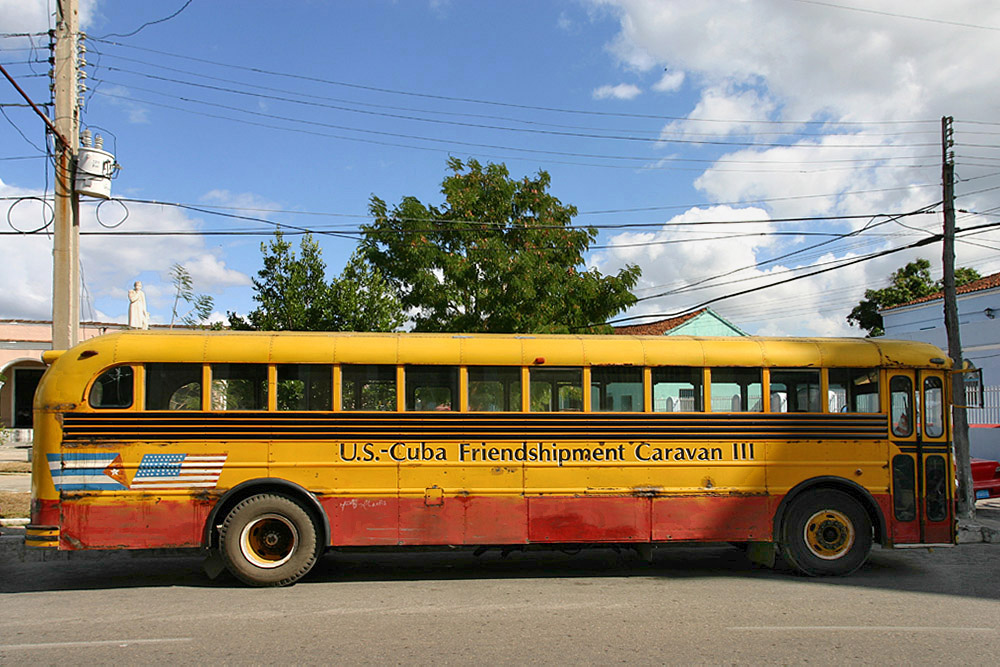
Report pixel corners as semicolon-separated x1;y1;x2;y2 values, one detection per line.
2;542;997;600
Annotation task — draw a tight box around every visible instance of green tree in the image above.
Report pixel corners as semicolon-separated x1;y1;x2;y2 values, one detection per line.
229;231;403;332
363;158;640;333
847;258;981;336
330;249;406;332
169;263;214;328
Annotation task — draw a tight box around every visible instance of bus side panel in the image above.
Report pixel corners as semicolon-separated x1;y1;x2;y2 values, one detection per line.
321;495;528;545
397;495;527;545
59;495;211;549
323;496;399;546
651;495;773;541
527;497;651;542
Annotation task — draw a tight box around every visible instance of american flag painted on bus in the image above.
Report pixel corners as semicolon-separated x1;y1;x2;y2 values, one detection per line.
47;452;128;491
130;453;228;490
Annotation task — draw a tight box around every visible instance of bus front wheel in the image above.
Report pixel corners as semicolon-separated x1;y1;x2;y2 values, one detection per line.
219;493;320;587
780;489;872;576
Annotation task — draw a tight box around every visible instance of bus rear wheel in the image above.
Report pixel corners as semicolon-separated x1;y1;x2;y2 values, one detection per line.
219;493;320;587
781;489;872;576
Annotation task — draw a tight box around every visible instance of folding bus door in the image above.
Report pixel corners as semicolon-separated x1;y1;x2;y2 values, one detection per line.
918;370;953;544
888;370;953;545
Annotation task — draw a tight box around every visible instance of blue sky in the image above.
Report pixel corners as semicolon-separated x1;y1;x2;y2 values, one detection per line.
3;1;1000;335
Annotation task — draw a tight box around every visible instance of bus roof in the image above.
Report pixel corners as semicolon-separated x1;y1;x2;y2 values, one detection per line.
52;330;951;371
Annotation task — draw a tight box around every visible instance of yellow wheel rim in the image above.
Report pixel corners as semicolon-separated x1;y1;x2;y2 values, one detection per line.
240;513;299;569
803;509;855;560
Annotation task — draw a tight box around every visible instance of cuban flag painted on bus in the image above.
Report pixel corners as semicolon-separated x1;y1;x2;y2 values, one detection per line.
48;452;128;491
130;453;228;490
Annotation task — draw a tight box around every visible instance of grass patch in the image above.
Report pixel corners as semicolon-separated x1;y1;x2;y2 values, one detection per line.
0;461;31;473
0;491;30;519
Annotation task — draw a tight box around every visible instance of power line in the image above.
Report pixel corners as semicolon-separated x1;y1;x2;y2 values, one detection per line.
92;56;945;146
787;0;1000;32
607;234;944;325
91;78;939;158
91;37;940;127
609;219;1000;326
93;51;945;142
97;0;196;40
91;85;941;175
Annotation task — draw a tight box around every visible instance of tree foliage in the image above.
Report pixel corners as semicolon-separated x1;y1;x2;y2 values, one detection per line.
847;258;981;336
229;232;403;332
169;263;214;328
362;158;640;333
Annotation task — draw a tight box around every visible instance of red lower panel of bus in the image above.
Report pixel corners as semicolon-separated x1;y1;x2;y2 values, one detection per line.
323;494;777;546
47;492;902;550
58;497;211;550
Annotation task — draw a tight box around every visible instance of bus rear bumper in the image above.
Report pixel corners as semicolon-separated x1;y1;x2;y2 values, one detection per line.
24;524;59;548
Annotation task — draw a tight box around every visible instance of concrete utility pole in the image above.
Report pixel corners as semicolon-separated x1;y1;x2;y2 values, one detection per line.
52;0;81;349
942;116;974;520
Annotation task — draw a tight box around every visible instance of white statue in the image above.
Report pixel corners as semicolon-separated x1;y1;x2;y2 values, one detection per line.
128;281;149;330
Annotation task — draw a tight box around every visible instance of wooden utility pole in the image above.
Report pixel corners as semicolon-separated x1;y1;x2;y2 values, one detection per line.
942;116;974;520
52;0;81;349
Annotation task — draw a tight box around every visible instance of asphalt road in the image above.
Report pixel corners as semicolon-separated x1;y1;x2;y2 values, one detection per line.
1;543;998;664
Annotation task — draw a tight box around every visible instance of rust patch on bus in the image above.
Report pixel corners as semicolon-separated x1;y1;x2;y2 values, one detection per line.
63;440;122;449
631;486;664;497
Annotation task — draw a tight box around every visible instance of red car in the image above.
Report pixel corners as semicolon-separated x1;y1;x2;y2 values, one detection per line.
973;457;1000;500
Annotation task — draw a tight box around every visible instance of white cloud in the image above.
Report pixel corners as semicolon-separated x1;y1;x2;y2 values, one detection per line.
0;0;98;35
661;85;775;139
590;0;1000;335
592;83;642;100
652;69;684;93
0;178;251;324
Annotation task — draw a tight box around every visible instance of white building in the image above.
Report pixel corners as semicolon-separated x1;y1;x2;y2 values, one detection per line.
880;272;1000;459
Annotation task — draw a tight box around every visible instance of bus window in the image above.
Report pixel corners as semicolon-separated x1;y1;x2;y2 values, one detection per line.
923;376;944;438
146;363;202;410
769;369;821;413
405;366;458;411
652;367;703;412
591;367;642;412
211;364;268;411
341;365;396;411
277;364;332;411
828;368;880;413
89;366;134;409
530;368;583;412
890;375;913;437
468;367;522;412
710;368;762;412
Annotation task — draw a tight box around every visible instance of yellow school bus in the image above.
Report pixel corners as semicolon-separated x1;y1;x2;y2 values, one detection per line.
27;331;955;585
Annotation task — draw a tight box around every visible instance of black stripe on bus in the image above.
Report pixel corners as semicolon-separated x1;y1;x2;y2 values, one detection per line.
60;411;889;442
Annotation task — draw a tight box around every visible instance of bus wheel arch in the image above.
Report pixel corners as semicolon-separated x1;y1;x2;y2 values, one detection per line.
777;484;876;576
205;478;330;549
774;476;886;549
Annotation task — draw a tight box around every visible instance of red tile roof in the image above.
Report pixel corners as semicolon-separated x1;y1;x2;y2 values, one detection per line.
883;271;1000;311
612;309;704;335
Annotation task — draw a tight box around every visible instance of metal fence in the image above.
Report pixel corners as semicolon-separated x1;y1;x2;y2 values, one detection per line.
967;385;1000;425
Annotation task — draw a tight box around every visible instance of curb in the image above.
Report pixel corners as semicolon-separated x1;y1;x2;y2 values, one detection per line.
0;518;29;527
957;521;1000;544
